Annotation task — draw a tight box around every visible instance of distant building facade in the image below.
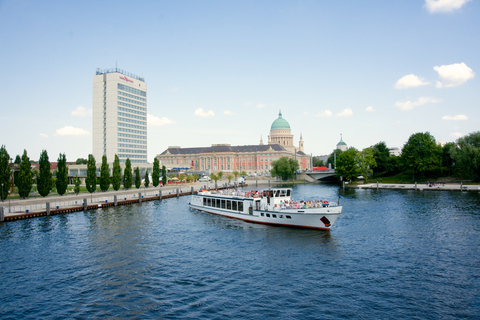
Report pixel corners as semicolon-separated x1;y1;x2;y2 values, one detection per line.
156;111;311;174
92;68;148;164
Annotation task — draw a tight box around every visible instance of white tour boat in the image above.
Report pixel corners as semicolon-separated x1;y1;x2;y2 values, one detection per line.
189;187;342;230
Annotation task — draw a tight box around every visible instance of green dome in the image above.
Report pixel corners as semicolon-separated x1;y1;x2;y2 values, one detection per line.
271;111;291;130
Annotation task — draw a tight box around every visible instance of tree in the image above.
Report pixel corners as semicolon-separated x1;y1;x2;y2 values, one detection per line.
452;131;480;180
144;169;150;187
270;157;299;180
37;150;53;197
335;147;358;182
327;149;343;169
178;173;186;183
135;167;141;189
241;170;248;178
401;132;441;180
76;158;88;164
162;165;167;185
441;142;457;177
18;150;33;199
312;157;324;167
210;173;220;188
99;155;110;192
112;154;122;191
74;175;81;195
85;154;97;194
371;141;390;176
217;171;223;180
152;157;160;187
13;154;21;187
0;145;11;201
233;170;240;180
356;148;376;183
56;153;68;196
227;174;234;183
123;158;133;189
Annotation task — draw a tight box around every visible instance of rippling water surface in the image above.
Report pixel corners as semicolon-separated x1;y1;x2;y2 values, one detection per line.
1;185;479;319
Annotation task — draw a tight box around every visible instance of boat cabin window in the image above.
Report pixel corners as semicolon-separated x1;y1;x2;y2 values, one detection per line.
227;200;231;210
272;214;277;218
266;213;270;217
238;202;243;212
286;215;292;219
232;201;237;211
221;200;226;209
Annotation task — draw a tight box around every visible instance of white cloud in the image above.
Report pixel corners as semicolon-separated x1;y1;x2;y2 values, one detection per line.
337;108;353;117
434;62;475;88
425;0;471;13
315;110;332;118
257;103;267;109
451;132;464;139
224;110;238;116
395;97;441;111
365;106;374;112
442;114;468;120
394;74;430;89
39;133;48;138
55;126;89;136
194;108;215;118
71;106;91;117
147;114;176;126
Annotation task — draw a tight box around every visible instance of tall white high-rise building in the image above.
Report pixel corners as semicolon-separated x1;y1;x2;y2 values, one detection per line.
92;68;147;164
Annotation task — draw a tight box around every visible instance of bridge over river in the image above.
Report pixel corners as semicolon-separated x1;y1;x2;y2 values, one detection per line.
298;170;337;182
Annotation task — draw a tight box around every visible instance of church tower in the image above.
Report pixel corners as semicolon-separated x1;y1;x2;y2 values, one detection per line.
299;133;304;152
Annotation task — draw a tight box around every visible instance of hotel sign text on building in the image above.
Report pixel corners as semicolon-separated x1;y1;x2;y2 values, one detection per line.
119;75;134;83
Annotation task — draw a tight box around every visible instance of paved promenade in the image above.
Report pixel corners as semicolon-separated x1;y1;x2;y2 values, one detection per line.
353;182;480;192
0;179;283;219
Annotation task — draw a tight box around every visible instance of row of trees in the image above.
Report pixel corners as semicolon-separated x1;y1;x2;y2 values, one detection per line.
328;131;480;183
0;147;170;200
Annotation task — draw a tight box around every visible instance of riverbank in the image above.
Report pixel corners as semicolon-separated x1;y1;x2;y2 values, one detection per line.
0;178;288;222
348;182;480;192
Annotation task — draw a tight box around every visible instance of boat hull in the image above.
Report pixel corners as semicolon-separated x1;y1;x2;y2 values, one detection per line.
189;194;341;230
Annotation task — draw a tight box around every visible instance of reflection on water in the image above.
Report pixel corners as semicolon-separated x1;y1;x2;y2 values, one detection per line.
1;185;479;319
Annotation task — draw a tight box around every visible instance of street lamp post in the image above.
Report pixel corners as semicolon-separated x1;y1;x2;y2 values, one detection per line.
1;183;3;202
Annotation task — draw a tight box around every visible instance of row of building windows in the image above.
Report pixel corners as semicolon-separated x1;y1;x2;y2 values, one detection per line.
118;149;147;154
118;120;146;129
203;197;245;212
118;95;146;107
160;156;280;164
118;112;146;121
118;143;147;149
118;132;146;140
118;106;146;117
118;127;146;135
118;154;147;159
118;101;146;112
118;117;146;126
118;138;146;144
118;83;146;97
118;90;146;102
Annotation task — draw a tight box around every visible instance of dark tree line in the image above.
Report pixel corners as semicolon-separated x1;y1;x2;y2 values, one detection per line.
0;146;165;199
327;131;480;183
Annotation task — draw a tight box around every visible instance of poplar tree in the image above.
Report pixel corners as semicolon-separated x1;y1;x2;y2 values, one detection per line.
123;158;132;189
144;169;150;188
85;154;96;194
37;150;53;197
18;150;33;199
135;167;141;189
152;157;160;187
100;155;110;192
0;145;11;201
56;153;68;196
161;165;167;186
74;175;81;195
112;154;122;191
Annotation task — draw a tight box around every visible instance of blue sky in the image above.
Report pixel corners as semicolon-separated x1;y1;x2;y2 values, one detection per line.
1;0;478;162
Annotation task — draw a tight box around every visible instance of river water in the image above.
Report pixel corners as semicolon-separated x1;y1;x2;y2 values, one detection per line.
1;185;479;319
